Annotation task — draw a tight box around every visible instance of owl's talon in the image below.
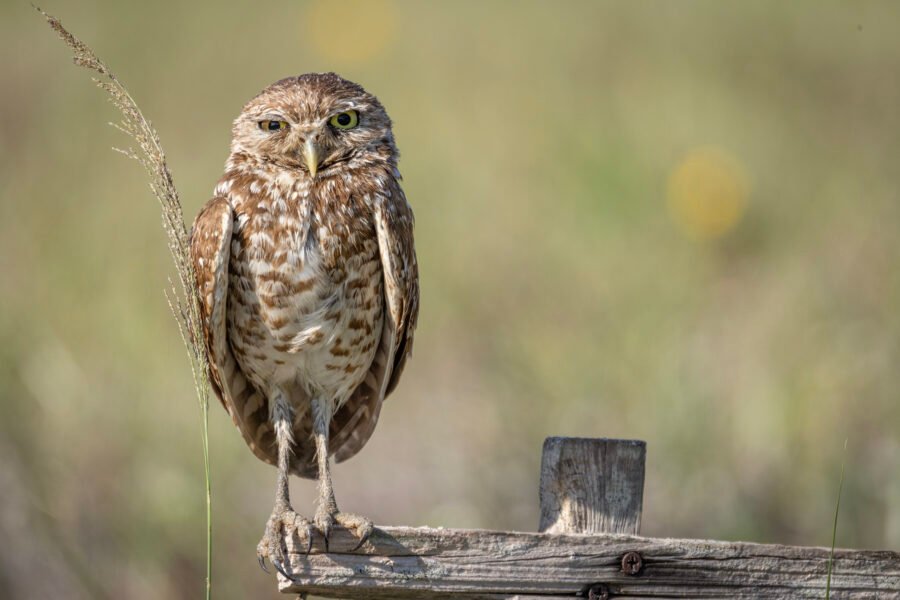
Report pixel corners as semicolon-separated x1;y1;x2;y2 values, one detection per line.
349;517;374;551
272;557;292;579
334;511;374;552
350;535;367;552
314;510;373;552
258;506;312;577
315;508;334;553
292;514;315;556
352;525;373;552
322;525;331;554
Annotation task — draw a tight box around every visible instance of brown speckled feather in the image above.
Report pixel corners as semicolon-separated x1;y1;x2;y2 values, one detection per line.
190;72;418;482
190;173;418;479
332;177;419;462
190;197;278;469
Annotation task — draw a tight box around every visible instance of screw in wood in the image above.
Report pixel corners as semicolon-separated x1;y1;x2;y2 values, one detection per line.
621;551;643;575
587;583;610;600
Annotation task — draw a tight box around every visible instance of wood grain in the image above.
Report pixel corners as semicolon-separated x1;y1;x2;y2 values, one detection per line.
539;437;645;535
277;525;900;598
277;439;896;598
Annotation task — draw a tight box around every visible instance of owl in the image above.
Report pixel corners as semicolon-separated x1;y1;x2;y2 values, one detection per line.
189;73;418;577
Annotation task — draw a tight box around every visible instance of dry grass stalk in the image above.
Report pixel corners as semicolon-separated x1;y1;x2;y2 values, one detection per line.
37;7;213;599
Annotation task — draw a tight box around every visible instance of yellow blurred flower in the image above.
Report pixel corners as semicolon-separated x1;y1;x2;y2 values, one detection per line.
305;0;397;64
667;147;750;241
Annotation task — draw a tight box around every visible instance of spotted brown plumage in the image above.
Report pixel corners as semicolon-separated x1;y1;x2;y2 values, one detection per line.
189;73;418;574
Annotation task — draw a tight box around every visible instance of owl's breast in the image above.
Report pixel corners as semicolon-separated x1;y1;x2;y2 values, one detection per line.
225;184;384;403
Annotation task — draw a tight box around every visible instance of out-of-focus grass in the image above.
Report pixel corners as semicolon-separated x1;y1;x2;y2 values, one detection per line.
826;439;848;600
1;1;899;598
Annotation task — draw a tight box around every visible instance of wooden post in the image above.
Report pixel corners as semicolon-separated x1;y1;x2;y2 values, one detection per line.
539;437;646;535
278;526;900;599
278;436;900;598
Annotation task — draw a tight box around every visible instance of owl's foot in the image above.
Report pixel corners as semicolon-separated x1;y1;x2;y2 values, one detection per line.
314;507;374;553
257;504;314;578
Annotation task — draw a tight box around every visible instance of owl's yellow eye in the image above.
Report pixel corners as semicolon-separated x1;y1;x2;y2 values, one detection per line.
329;110;358;130
259;120;288;132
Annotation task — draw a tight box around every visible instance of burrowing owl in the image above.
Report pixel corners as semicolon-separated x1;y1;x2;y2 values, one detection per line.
190;73;418;576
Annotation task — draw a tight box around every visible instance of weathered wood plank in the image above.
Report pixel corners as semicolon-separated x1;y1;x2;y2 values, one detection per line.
539;437;646;535
277;526;900;599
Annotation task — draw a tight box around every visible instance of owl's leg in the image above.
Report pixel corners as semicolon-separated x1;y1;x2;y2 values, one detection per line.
311;396;374;552
257;391;314;577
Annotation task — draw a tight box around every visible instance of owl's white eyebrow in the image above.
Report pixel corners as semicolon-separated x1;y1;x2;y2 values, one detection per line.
332;103;361;113
257;113;287;122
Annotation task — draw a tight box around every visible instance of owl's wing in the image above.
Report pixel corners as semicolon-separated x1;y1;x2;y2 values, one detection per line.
331;180;419;463
375;182;419;397
190;197;278;471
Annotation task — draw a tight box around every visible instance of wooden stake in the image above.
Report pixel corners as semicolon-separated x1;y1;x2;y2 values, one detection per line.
539;437;646;535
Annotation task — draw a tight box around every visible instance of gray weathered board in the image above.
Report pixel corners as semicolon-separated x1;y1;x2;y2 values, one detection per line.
278;526;899;599
539;437;645;535
277;437;899;598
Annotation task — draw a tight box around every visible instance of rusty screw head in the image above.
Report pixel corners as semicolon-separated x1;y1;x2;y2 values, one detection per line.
621;551;643;575
587;583;609;600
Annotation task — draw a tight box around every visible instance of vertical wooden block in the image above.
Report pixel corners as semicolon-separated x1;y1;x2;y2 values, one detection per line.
539;437;646;535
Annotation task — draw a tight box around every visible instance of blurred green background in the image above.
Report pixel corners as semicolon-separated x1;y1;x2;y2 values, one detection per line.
2;1;899;598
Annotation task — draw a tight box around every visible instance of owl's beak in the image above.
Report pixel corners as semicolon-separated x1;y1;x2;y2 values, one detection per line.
302;138;321;178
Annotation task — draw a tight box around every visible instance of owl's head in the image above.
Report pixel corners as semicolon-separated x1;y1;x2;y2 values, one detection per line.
230;73;396;177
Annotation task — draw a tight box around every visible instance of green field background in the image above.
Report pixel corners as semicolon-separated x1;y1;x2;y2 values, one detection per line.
1;1;898;598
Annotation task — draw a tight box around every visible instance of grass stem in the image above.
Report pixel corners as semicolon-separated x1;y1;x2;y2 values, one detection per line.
825;438;847;599
38;7;213;599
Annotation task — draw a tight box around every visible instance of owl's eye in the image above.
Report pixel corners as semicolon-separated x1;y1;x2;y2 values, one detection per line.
329;111;359;130
259;120;288;132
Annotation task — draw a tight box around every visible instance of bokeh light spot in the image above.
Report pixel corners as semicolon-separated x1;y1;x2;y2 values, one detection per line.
305;0;397;64
667;147;750;241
